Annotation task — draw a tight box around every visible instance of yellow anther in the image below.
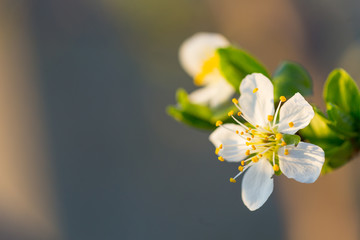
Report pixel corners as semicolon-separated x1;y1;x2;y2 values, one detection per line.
228;110;234;116
232;98;239;104
253;88;259;93
218;156;225;161
245;130;249;133
238;166;244;172
281;141;286;146
264;137;269;141
215;148;220;155
216;120;223;127
289;122;294;128
251;135;254;138
280;96;286;102
252;156;259;162
256;125;259;128
246;142;250;146
273;164;279;171
284;149;289;155
259;154;263;157
240;132;244;135
219;144;223;149
276;133;283;140
236;130;239;134
241;160;245;166
247;137;251;141
230;178;237;183
245;150;250;156
267;115;274;121
237;112;242;116
251;129;256;134
252;145;256;150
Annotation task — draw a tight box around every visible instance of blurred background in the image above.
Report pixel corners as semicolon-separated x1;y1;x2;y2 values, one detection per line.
0;0;359;239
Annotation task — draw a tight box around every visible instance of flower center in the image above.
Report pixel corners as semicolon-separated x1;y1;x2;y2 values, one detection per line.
214;93;290;183
194;54;220;86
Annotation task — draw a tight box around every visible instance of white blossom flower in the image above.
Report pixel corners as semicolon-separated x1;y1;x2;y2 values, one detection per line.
209;73;325;211
179;32;235;107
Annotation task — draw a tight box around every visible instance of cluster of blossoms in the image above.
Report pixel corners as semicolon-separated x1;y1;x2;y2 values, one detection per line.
210;73;325;211
179;32;325;211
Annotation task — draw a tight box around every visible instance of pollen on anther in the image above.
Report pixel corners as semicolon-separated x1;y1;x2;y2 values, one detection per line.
245;150;250;156
228;110;234;116
280;96;286;102
273;164;279;171
259;154;263;157
247;137;251;141
215;148;220;155
251;135;254;138
219;144;223;149
252;145;256;150
253;88;259;93
216;120;223;127
281;141;286;146
267;115;274;121
238;166;244;172
251;130;256;135
237;112;242;116
284;149;289;155
218;156;225;161
276;133;283;140
241;160;245;166
236;130;239;134
289;122;294;128
241;132;244;135
232;98;238;104
230;178;236;183
252;156;259;162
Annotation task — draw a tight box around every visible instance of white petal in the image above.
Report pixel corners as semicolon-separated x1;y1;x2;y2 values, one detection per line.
179;32;229;77
209;123;247;162
241;159;274;211
188;78;235;107
239;73;274;127
277;93;314;134
278;142;325;183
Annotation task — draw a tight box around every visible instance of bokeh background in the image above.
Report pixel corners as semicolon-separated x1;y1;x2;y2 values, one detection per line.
0;0;359;239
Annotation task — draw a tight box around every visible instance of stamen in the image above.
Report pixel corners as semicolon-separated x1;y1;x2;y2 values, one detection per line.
289;122;294;128
241;160;245;166
272;151;275;165
236;130;239;134
232;98;238;104
252;145;256;150
218;156;225;161
237;112;242;116
216;120;223;127
238;166;244;172
273;164;279;171
219;144;223;149
215;148;220;155
229;178;237;183
228;110;234;116
252;156;259;162
275;133;283;140
280;96;287;102
247;137;251;141
253;88;259;93
284;149;289;155
281;141;286;146
245;150;250;155
241;132;244;135
267;115;273;121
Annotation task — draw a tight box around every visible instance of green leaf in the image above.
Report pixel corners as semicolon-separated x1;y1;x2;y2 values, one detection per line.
166;105;215;130
299;106;344;150
217;46;269;91
176;89;212;120
322;141;353;174
323;69;360;119
272;61;312;100
282;134;301;146
326;103;356;137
